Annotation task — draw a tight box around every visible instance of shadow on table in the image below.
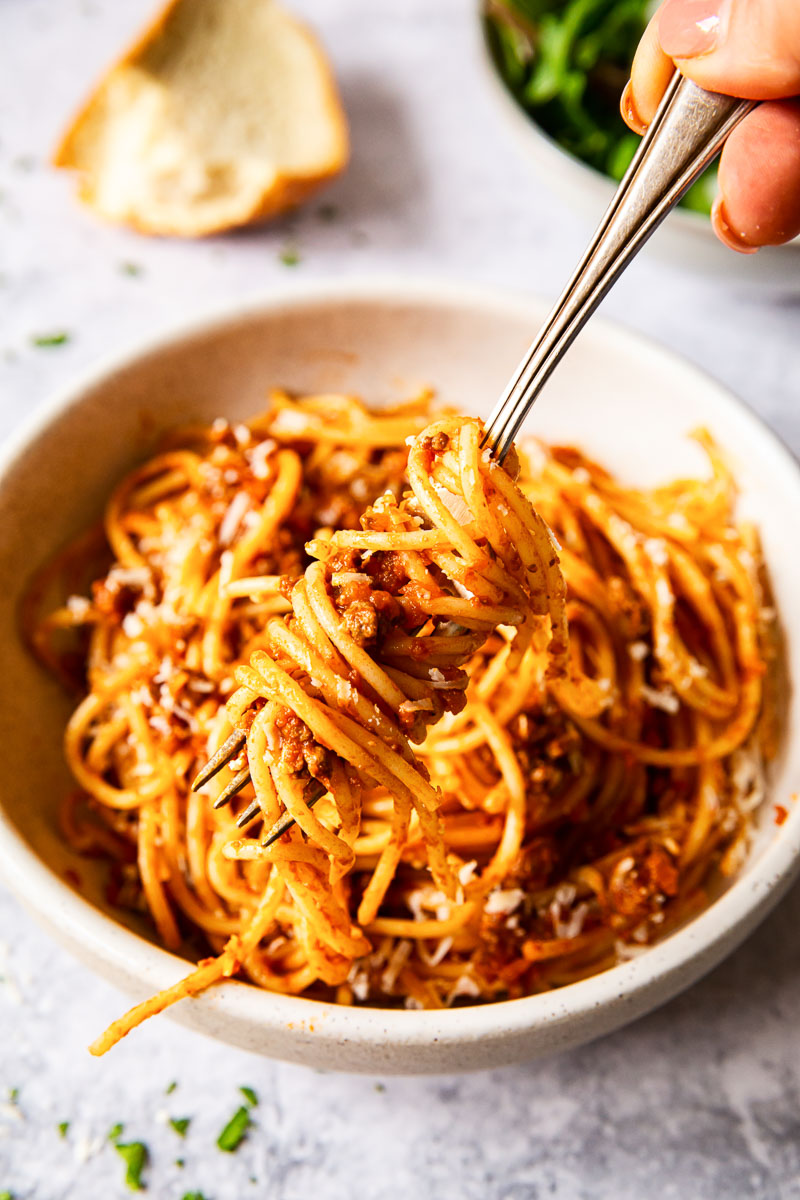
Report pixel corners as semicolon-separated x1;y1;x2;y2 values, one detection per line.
481;880;800;1195
224;70;429;252
322;70;430;241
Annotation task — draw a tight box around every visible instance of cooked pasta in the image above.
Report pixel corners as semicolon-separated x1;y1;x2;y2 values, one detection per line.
27;391;780;1053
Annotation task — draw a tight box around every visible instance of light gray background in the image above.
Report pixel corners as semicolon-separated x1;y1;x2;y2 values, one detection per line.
1;2;799;1197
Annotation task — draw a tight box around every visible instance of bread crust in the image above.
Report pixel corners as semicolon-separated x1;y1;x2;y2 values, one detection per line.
53;0;349;237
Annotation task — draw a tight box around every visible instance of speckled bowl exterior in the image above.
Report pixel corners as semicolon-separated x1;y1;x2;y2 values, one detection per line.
1;279;798;1073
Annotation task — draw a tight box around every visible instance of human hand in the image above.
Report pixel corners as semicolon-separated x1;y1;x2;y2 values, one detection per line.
621;0;800;253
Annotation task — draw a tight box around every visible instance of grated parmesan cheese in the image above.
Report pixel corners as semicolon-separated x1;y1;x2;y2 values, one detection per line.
381;940;413;993
485;887;525;916
331;572;370;585
66;594;91;618
433;482;473;525
457;860;478;887
270;408;310;435
644;538;668;566
730;743;766;814
417;937;453;968
218;491;252;547
247;439;276;479
446;974;481;1005
628;641;649;662
639;683;680;714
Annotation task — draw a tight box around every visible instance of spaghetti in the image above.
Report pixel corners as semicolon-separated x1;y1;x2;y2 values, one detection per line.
28;392;780;1053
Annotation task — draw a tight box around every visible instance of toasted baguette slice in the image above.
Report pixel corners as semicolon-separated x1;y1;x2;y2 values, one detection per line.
54;0;348;236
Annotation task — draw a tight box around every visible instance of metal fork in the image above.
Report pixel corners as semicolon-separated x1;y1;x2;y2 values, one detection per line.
484;72;755;461
192;72;755;846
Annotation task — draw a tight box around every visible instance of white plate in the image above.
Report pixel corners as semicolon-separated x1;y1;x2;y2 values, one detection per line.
478;14;800;285
0;279;798;1073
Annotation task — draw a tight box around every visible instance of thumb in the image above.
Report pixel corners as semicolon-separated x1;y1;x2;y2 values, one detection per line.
658;0;800;99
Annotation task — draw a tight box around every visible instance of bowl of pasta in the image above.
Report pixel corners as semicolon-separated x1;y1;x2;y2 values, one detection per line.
0;278;799;1073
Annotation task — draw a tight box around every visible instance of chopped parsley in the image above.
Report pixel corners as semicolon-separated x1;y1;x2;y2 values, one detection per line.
175;1159;185;1169
31;332;70;348
7;1089;18;1104
120;262;143;277
239;1086;258;1107
278;246;301;267
57;1121;70;1138
165;1081;178;1095
169;1117;191;1137
182;1193;208;1200
216;1105;251;1152
374;1082;386;1093
115;1141;148;1191
108;1122;124;1142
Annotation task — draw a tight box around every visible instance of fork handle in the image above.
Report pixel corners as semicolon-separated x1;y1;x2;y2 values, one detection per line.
485;73;756;462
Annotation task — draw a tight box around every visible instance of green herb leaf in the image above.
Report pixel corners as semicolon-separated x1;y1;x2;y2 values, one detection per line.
374;1082;386;1093
108;1122;124;1142
239;1086;258;1107
169;1117;191;1137
216;1105;251;1152
31;332;70;348
182;1192;208;1200
0;1191;12;1199
278;247;300;267
166;1081;178;1095
7;1089;18;1104
120;262;143;277
175;1159;185;1169
115;1141;148;1191
57;1121;70;1138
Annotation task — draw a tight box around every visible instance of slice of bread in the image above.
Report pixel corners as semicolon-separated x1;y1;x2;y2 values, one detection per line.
54;0;349;236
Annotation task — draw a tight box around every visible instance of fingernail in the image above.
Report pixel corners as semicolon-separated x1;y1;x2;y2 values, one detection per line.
658;0;726;59
711;195;759;256
620;81;647;136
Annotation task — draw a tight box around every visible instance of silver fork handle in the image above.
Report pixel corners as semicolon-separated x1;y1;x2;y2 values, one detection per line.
485;73;756;462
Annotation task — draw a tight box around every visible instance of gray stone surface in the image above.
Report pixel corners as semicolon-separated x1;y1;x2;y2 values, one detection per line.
1;1;799;1197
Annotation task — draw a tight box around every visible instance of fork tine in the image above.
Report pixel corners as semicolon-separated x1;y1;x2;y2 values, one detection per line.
212;765;251;810
235;799;261;828
192;728;247;792
261;812;296;848
261;782;325;848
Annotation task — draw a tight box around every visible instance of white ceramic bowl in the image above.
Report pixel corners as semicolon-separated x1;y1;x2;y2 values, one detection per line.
1;279;799;1074
478;14;800;285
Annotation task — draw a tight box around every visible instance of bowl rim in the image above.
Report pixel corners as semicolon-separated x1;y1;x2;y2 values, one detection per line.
1;274;799;1054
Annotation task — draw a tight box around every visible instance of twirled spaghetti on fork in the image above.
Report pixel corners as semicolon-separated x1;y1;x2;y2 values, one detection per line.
27;392;780;1053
